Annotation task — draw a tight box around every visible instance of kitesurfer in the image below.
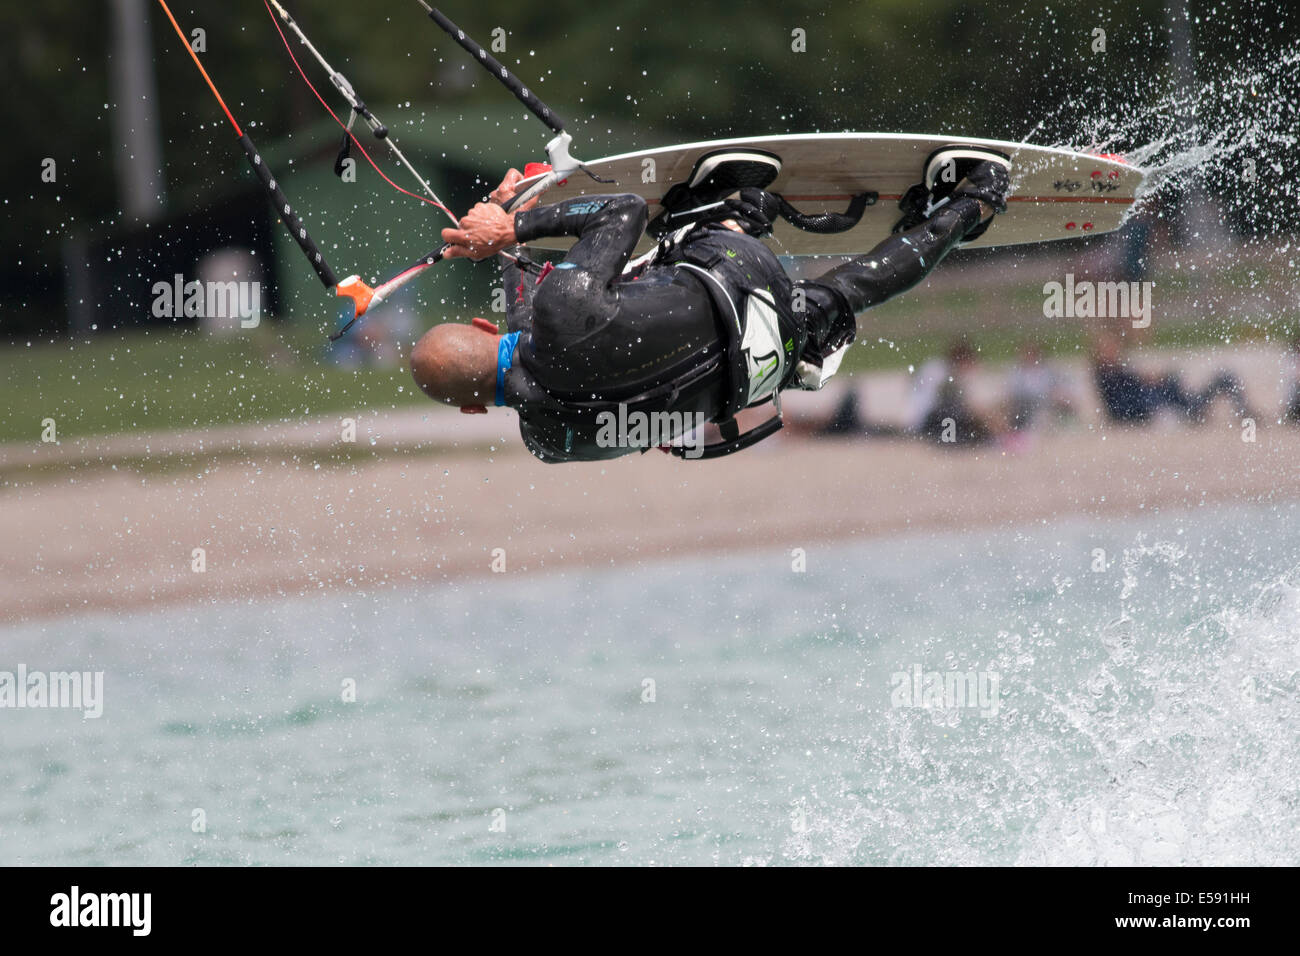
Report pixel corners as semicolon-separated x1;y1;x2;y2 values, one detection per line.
410;148;1010;462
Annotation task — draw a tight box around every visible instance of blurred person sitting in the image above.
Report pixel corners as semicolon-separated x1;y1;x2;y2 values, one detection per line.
1007;340;1075;430
815;388;903;438
1091;331;1255;425
909;338;1000;446
1284;332;1300;425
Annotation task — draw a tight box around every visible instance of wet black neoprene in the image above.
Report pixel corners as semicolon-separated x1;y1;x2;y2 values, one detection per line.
500;192;984;462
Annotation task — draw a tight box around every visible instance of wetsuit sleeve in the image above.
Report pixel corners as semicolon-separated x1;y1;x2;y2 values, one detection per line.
514;194;648;283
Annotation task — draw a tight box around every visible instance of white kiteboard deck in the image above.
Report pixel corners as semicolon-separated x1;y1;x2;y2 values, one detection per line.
531;133;1143;255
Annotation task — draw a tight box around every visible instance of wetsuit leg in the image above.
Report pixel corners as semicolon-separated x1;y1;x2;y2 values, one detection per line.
797;198;985;349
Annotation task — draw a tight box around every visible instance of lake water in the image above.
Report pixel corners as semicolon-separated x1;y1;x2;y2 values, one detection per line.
2;499;1298;865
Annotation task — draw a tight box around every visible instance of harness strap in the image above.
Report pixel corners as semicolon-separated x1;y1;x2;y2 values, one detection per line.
669;260;785;459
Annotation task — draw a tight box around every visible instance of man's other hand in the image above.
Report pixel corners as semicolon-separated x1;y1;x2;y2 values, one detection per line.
489;168;542;212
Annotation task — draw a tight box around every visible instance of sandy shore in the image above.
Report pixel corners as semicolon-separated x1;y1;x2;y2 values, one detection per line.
3;407;1298;623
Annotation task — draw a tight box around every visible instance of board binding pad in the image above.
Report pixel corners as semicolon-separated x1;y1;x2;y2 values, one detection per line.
897;145;1012;244
649;148;782;236
648;147;881;241
528;133;1143;255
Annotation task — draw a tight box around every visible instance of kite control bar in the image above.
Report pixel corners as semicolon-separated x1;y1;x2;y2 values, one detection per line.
327;3;596;339
159;0;592;339
156;0;342;291
329;177;549;340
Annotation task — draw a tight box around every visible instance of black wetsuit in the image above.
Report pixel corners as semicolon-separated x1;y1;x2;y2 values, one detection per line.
500;192;985;462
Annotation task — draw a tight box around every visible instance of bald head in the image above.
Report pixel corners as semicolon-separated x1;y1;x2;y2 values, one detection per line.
410;321;500;409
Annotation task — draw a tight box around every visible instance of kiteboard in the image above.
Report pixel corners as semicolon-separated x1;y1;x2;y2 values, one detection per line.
530;133;1143;255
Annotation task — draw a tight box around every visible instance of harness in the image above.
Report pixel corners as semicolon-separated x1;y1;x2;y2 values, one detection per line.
510;224;802;460
656;228;797;458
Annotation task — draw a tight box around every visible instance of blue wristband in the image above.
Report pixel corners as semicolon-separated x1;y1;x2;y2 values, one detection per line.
495;331;521;407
